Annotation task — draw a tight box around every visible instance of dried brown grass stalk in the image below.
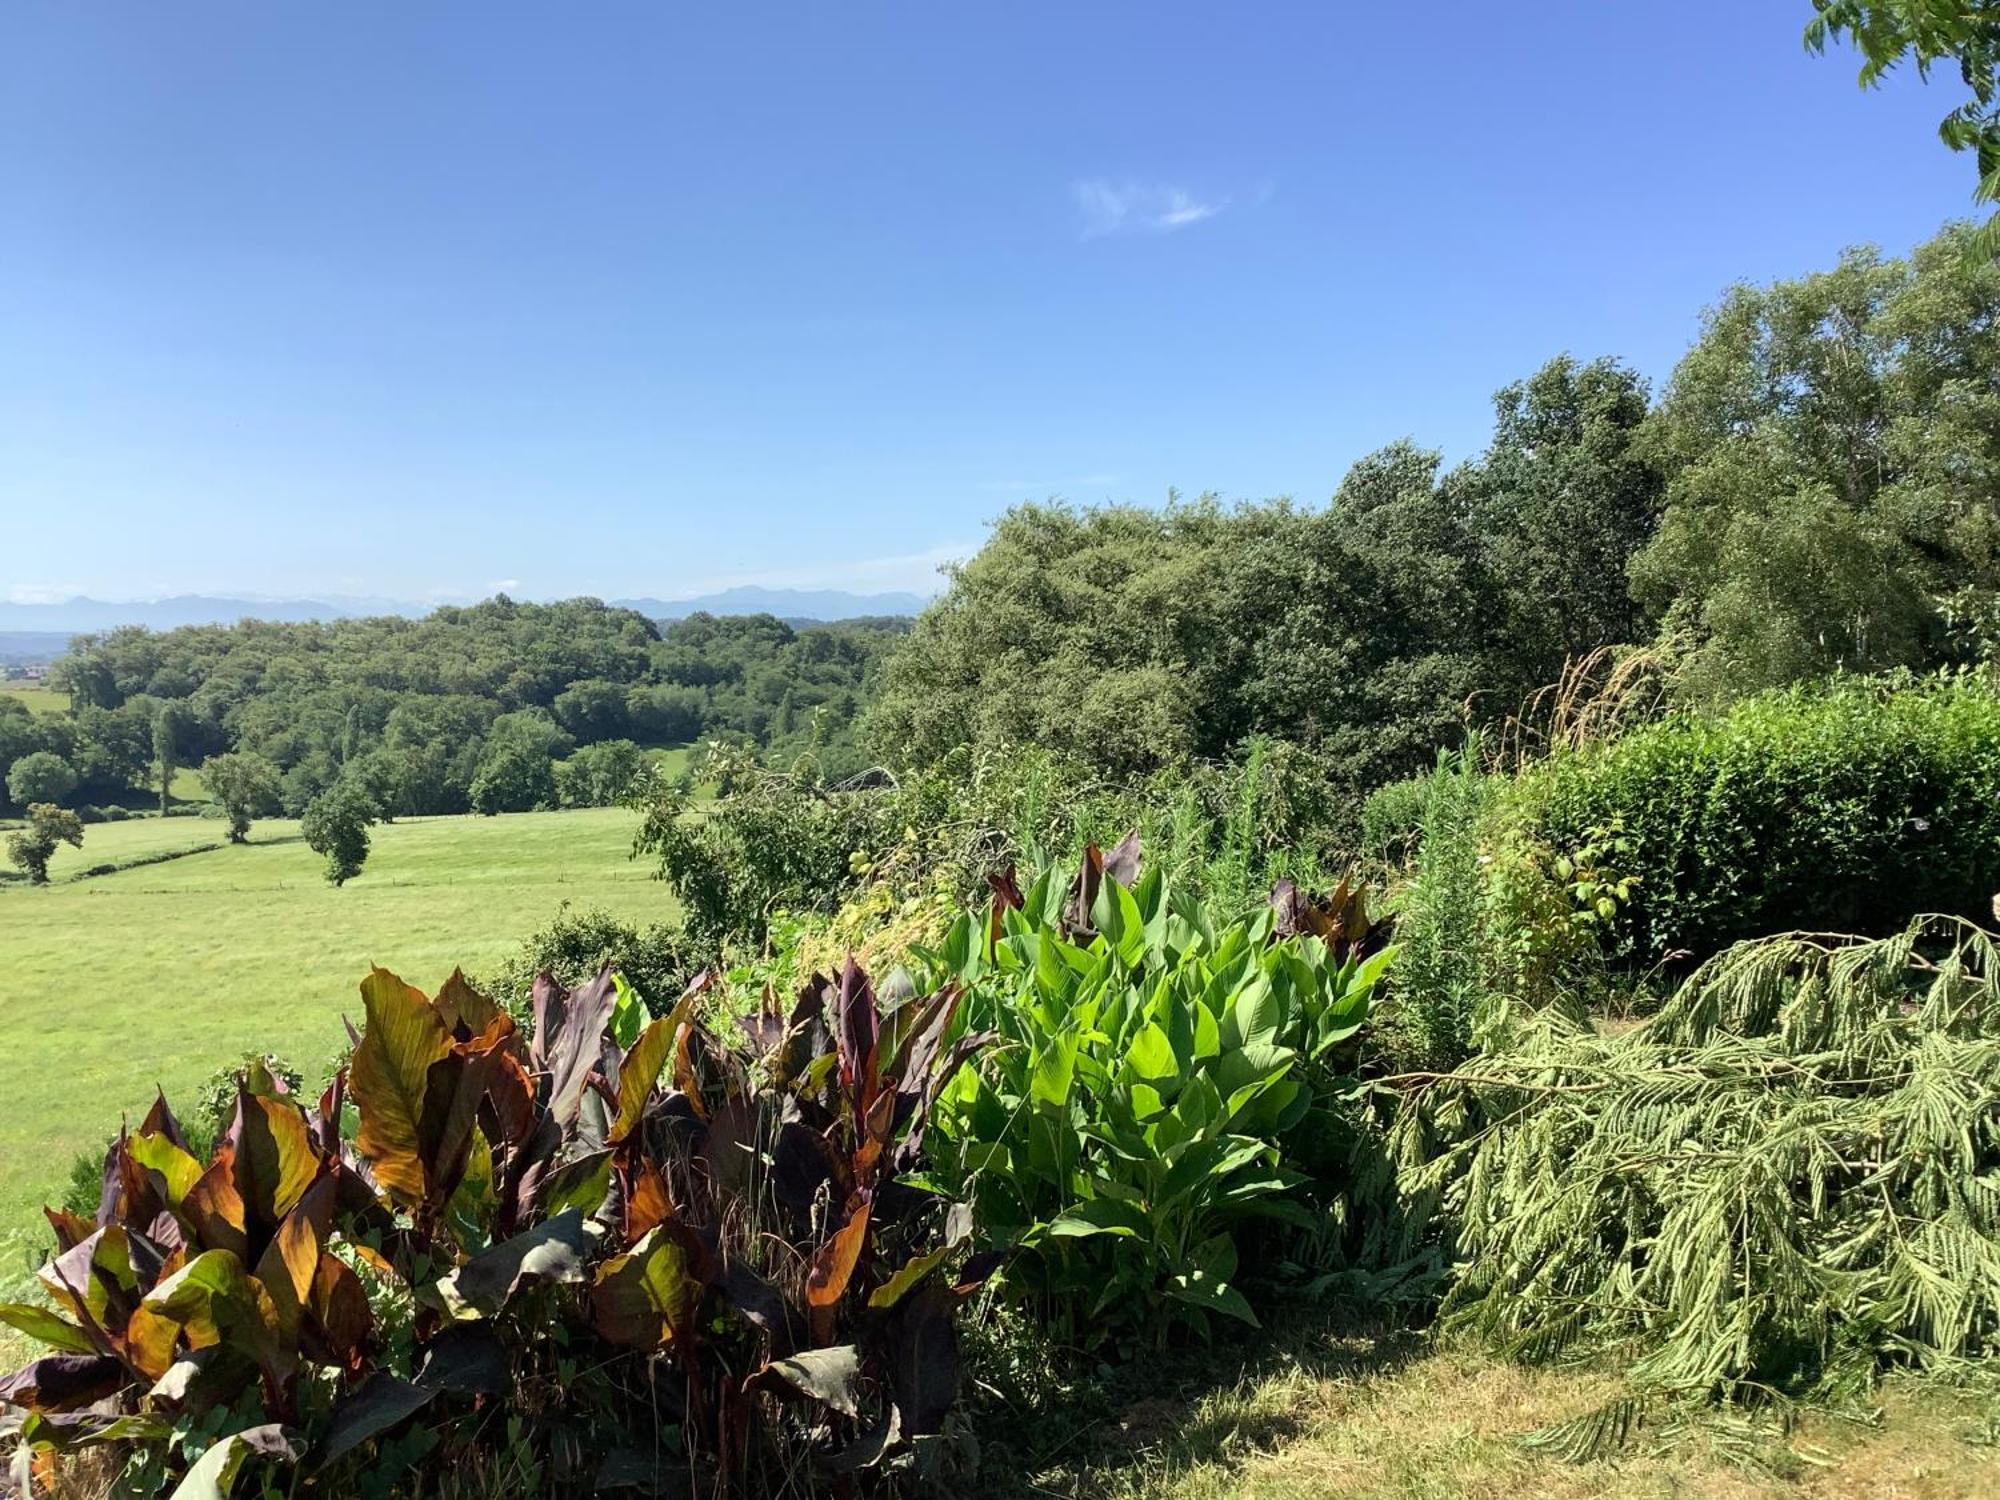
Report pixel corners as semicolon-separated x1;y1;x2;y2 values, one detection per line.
1489;643;1678;772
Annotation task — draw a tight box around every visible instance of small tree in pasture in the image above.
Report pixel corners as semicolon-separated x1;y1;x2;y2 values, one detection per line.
199;751;280;843
6;803;84;885
301;784;375;886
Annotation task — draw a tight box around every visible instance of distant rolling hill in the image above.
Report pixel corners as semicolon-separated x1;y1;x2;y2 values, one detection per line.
0;630;81;666
0;586;932;639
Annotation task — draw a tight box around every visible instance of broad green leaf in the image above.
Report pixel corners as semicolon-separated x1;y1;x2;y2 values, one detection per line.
1029;1037;1076;1110
1125;1021;1176;1083
167;1425;300;1500
1047;1197;1150;1238
350;967;452;1208
610;989;697;1144
608;973;645;1051
1346;942;1398;1000
1231;976;1282;1046
1192;1000;1221;1061
1166;1271;1259;1327
0;1300;93;1354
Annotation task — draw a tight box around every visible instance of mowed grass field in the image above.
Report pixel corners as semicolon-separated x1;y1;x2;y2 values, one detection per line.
0;807;673;1265
0;682;68;714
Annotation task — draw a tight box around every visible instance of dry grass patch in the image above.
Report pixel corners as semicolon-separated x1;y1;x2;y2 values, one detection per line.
973;1328;2000;1500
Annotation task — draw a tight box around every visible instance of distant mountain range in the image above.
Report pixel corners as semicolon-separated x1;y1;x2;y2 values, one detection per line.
613;586;929;621
0;587;932;643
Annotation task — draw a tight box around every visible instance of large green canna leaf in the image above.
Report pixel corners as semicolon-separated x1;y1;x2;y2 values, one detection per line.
1046;1198;1149;1239
1029;1037;1076;1109
350;967;453;1209
1124;1021;1176;1084
609;987;700;1145
0;1301;94;1355
1166;1269;1258;1327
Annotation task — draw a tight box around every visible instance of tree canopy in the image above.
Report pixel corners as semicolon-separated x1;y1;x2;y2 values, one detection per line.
11;599;906;817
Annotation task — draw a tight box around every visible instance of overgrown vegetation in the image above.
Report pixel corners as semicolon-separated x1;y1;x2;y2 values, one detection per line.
0;961;995;1494
1393;915;2000;1456
19;133;2000;1497
916;847;1394;1350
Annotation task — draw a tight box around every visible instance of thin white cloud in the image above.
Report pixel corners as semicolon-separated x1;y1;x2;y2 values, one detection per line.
1072;180;1227;238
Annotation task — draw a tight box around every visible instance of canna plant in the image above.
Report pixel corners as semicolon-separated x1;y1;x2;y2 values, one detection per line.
1;960;993;1497
913;837;1396;1348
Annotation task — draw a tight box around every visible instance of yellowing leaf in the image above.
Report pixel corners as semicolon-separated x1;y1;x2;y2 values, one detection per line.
128;1132;203;1211
431;968;502;1037
350;967;452;1208
591;1224;702;1349
609;988;699;1145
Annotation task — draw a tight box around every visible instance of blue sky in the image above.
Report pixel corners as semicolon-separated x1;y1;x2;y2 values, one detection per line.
0;3;1978;604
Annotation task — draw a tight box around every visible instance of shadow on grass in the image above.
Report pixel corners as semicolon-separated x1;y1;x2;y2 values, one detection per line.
964;1312;1426;1499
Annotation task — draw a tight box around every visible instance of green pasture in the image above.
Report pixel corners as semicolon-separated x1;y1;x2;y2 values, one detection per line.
0;683;68;715
0;807;672;1263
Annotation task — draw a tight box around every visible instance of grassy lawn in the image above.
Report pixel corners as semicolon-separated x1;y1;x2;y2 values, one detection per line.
0;807;673;1271
976;1326;2000;1499
0;682;68;714
0;813;228;883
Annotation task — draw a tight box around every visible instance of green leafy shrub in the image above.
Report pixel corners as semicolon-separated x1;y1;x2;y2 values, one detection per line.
1393;914;2000;1446
915;840;1395;1350
1519;676;2000;962
638;739;1346;965
1359;771;1430;867
1375;747;1492;1070
0;961;992;1495
481;904;694;1018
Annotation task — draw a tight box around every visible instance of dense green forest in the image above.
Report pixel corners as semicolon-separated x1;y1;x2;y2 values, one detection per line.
870;222;2000;799
0;603;905;821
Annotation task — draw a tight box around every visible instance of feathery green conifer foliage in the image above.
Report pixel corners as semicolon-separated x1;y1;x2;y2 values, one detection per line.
1394;914;2000;1443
